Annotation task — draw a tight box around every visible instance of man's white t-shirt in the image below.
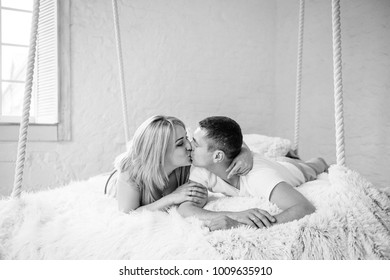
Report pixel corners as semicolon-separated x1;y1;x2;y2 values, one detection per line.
189;154;306;201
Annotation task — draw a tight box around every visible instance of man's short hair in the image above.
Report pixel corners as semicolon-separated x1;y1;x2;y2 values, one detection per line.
199;116;243;159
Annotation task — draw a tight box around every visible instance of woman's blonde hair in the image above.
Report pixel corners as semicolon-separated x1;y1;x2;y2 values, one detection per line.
115;115;186;205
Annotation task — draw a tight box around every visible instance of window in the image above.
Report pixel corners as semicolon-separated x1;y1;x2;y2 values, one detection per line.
0;0;58;124
0;0;70;141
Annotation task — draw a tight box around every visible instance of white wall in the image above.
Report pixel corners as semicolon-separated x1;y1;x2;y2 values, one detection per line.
0;0;276;196
274;0;390;189
1;0;389;197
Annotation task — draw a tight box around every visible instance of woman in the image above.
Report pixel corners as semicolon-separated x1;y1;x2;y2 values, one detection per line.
105;115;253;213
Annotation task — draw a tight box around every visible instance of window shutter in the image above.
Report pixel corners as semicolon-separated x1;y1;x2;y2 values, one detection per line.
35;0;58;124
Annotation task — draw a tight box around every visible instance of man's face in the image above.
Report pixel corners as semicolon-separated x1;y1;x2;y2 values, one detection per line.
190;127;214;167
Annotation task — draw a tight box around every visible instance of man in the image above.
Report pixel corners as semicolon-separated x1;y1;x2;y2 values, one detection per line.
177;116;327;230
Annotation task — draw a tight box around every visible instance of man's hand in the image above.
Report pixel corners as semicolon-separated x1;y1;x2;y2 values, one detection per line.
226;144;253;179
228;208;276;228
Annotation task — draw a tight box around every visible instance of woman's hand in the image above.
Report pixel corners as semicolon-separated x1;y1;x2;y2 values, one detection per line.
226;144;254;179
205;215;244;231
168;181;208;206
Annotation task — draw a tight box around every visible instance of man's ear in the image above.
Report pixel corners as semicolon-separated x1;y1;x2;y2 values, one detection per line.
213;150;225;163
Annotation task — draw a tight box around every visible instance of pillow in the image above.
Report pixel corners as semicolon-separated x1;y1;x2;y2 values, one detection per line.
243;134;292;159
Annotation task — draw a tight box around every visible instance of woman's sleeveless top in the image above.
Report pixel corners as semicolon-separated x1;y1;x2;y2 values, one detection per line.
104;165;191;199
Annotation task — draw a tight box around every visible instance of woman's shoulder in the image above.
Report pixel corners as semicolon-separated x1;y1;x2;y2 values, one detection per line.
116;169;141;192
117;169;130;181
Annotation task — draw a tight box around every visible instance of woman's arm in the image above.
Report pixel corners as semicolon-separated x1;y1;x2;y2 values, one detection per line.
116;172;140;213
117;181;182;213
226;141;254;179
117;175;208;213
135;196;177;212
116;171;176;213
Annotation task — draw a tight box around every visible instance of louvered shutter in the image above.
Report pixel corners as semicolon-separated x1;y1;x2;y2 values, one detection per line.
35;0;58;124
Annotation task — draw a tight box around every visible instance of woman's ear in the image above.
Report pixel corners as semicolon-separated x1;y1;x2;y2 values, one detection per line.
213;150;225;163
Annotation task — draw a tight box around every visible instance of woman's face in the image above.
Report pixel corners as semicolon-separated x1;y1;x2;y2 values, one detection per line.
164;125;192;170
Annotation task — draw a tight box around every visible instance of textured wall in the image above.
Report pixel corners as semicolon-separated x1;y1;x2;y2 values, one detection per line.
1;0;389;196
274;0;390;188
0;0;276;196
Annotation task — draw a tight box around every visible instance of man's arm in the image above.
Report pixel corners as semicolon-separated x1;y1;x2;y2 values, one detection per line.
182;182;315;227
177;201;276;229
226;141;253;178
269;182;316;224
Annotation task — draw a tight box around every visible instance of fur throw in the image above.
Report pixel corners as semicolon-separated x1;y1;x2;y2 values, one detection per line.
0;165;389;260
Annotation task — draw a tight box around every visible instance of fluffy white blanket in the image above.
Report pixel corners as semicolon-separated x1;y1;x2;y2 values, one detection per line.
0;165;389;260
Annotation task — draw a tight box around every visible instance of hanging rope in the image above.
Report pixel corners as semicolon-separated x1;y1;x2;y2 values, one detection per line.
11;0;40;198
331;0;346;166
111;0;131;144
293;0;305;154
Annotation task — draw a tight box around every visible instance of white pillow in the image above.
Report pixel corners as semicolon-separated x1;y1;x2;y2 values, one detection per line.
243;134;292;159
